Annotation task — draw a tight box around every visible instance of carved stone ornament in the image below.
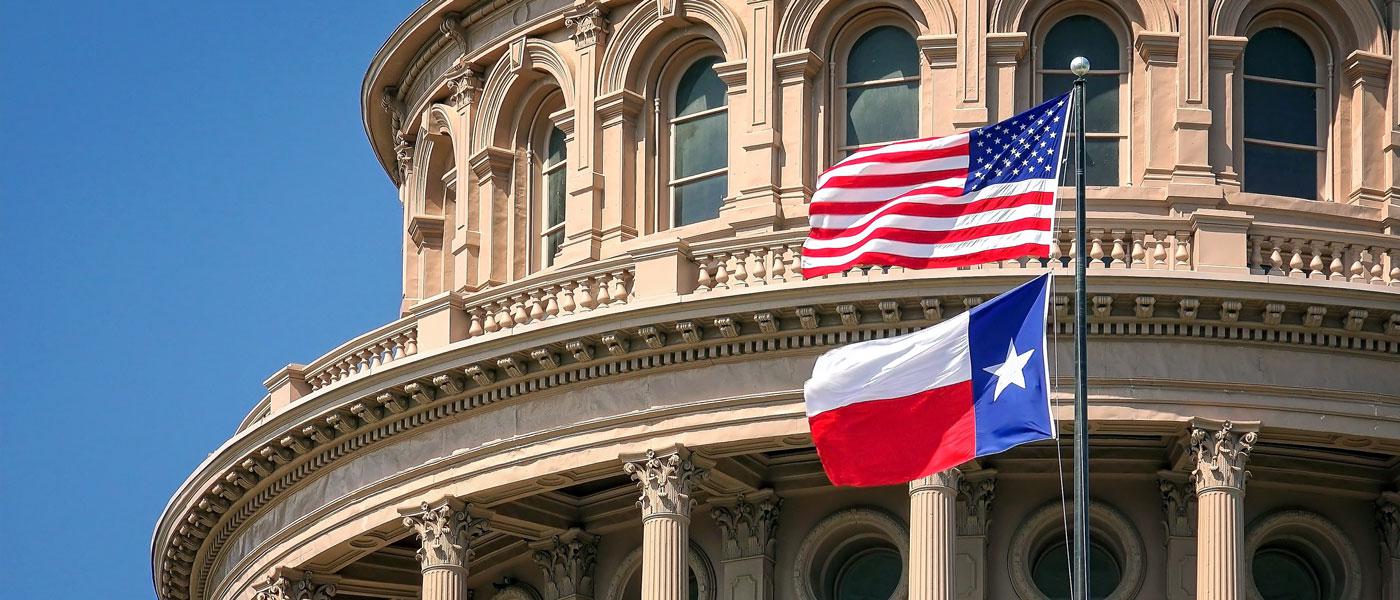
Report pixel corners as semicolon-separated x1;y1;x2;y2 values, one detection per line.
253;570;336;600
1159;477;1196;538
439;12;468;55
447;66;481;109
393;130;415;181
1189;420;1258;493
531;529;599;599
564;4;609;48
1379;493;1400;559
623;448;706;518
711;493;782;560
957;474;996;536
401;499;491;571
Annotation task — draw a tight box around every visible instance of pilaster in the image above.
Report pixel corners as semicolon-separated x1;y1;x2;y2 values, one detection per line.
1344;51;1391;207
954;470;995;600
400;498;492;600
596;89;643;250
952;0;988;127
445;63;483;291
713;59;780;234
470;146;515;287
772;49;823;216
1207;36;1247;188
910;469;959;600
1136;32;1180;186
1379;492;1400;600
559;2;609;265
710;491;781;600
1189;419;1258;600
623;446;708;600
1159;472;1197;600
985;33;1027;123
531;528;599;600
1173;0;1215;185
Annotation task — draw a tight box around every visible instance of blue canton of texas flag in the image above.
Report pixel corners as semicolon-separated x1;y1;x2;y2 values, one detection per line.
804;274;1056;486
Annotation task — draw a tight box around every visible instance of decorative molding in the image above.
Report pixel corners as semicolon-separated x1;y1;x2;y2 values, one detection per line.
1008;501;1146;600
623;446;706;519
791;508;909;600
1189;419;1259;493
1379;492;1400;560
531;529;598;599
1159;476;1196;538
1243;510;1363;600
400;498;491;571
710;492;782;561
252;570;336;600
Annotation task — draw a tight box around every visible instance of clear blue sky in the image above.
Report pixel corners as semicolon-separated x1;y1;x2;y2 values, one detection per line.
2;3;420;598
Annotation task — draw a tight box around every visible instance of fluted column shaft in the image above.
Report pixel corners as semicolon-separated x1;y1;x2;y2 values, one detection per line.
1190;420;1257;600
624;446;706;600
421;566;469;600
909;470;960;600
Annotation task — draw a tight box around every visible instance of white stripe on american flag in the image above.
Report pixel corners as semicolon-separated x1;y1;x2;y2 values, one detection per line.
801;95;1070;278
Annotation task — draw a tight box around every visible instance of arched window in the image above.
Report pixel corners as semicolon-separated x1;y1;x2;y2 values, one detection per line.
1243;27;1321;200
539;126;567;267
1031;539;1123;600
839;25;919;155
1039;15;1125;186
669;56;728;228
1252;546;1324;600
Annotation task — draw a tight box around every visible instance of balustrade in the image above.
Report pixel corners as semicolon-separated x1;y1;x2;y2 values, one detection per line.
1248;234;1399;285
464;267;634;339
304;324;418;391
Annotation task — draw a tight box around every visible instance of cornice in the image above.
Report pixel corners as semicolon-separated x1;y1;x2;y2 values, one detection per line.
153;273;1400;600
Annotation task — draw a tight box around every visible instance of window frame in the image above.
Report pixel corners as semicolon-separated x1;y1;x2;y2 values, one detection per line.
830;15;925;161
1032;9;1132;186
1239;16;1331;201
523;89;569;273
652;43;730;232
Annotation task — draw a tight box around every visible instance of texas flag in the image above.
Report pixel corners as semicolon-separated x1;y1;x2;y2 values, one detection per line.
803;274;1055;487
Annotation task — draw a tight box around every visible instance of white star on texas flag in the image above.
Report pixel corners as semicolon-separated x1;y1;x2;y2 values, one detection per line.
982;341;1035;401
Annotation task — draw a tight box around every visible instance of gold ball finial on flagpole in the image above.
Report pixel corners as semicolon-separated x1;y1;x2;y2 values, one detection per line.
1070;56;1091;77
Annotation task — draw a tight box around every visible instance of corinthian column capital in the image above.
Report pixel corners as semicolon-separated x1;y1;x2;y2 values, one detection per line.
1189;419;1259;493
1159;474;1197;538
532;528;599;600
253;570;336;600
623;446;706;519
711;492;783;561
911;469;961;494
564;2;609;48
1380;492;1400;559
400;498;491;572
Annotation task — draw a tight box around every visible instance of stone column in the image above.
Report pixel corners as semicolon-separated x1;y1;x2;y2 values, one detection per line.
623;446;706;600
1379;492;1400;600
1159;472;1197;600
401;498;491;600
710;491;782;600
909;469;960;600
1206;36;1246;188
954;471;996;600
532;528;599;600
1189;419;1258;600
559;2;607;264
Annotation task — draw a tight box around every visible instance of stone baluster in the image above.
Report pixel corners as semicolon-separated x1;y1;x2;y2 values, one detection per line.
1154;231;1171;268
1370;246;1387;284
1109;231;1127;269
528;291;547;322
544;286;562;318
909;469;960;600
594;275;613;307
749;248;768;284
612;270;631;303
1306;240;1325;279
697;257;716;292
531;528;599;600
468;308;485;337
495;300;515;329
511;295;531;325
1287;241;1306;278
1130;231;1147;267
1174;231;1191;268
559;281;578;314
401;499;491;600
1047;234;1062;268
1327;242;1347;281
711;492;782;600
1190;419;1258;600
1378;492;1400;600
769;246;787;282
789;244;804;278
1088;231;1106;268
576;278;596;310
732;251;751;287
713;254;731;289
623;446;707;600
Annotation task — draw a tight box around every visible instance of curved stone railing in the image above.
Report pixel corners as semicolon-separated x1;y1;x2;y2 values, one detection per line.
461;257;635;339
302;317;419;392
1247;226;1400;285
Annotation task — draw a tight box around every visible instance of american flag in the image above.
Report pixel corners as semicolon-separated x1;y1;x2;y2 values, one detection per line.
801;93;1073;278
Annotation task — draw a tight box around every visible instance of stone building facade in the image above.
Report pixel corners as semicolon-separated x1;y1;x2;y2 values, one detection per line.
153;0;1400;599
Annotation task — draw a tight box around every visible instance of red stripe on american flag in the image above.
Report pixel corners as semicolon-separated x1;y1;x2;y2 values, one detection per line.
819;168;969;190
817;143;971;175
801;244;1051;278
801;218;1053;257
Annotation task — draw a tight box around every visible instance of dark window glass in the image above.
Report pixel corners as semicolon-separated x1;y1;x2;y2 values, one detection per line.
847;26;919;83
1031;541;1122;600
674;111;728;178
1042;74;1119;133
674;173;726;226
835;548;902;600
844;26;919;149
1244;143;1316;199
1253;548;1323;600
1043;15;1119;70
1244;28;1316;83
675;56;726;117
542;126;567;263
846;81;919;147
1243;80;1317;145
545;125;566;167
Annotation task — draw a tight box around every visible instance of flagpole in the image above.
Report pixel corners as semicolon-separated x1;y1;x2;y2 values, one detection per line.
1069;57;1092;600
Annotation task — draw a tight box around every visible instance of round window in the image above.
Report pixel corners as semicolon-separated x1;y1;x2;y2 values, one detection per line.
833;548;902;600
1252;547;1323;600
1029;540;1123;600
